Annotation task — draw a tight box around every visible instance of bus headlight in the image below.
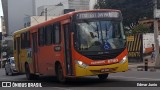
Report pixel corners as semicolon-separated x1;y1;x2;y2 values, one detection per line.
119;56;127;64
75;60;88;68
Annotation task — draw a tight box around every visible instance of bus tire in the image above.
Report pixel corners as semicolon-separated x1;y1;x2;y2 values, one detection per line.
25;63;36;80
98;74;108;80
56;64;66;83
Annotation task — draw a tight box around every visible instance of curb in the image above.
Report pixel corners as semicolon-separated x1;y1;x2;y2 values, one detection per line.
137;66;160;69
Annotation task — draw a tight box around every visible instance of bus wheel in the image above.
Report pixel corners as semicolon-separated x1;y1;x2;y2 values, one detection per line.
98;74;108;80
56;64;66;83
25;64;35;80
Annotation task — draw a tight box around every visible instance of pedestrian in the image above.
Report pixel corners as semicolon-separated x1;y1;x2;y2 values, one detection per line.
151;44;155;63
151;51;155;62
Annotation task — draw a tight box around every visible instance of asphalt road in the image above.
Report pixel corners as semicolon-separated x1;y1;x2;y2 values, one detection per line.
0;68;160;90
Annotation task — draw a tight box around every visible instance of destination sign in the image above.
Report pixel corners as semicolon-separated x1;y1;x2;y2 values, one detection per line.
76;12;120;19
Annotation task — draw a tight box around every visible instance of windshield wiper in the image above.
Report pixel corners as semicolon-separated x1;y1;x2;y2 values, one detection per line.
82;20;100;39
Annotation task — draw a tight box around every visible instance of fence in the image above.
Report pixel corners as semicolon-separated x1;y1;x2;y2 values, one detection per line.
126;34;143;62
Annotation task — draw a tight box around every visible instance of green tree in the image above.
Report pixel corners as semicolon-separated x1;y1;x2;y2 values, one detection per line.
131;24;151;34
95;0;153;31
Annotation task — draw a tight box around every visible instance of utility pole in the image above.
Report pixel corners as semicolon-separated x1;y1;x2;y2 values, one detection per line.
153;0;160;67
1;36;3;69
45;8;47;21
0;17;3;68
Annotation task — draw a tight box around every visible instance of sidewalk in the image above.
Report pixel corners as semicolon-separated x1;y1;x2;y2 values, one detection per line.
128;55;160;71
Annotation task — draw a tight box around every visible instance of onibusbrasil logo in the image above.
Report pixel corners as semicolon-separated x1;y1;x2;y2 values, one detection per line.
1;82;42;87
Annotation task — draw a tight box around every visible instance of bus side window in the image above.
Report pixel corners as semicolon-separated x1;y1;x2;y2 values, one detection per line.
20;32;30;49
20;33;25;49
52;23;61;44
14;38;17;50
45;25;52;45
26;32;30;48
24;33;27;48
38;27;45;46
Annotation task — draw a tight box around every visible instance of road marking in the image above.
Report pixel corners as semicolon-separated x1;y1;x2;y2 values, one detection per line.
52;87;71;90
110;76;160;81
0;78;11;80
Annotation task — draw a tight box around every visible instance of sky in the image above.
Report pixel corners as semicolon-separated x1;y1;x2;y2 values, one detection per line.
0;0;2;16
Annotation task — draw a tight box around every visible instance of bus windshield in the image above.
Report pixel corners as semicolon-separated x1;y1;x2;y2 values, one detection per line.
75;20;126;52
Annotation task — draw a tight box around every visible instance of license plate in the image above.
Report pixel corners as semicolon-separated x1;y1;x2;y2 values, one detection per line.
100;68;110;72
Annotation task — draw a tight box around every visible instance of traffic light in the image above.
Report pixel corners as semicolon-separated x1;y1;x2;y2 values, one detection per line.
157;0;160;9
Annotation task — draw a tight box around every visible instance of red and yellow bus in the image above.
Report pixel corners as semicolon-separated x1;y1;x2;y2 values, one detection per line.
13;9;128;82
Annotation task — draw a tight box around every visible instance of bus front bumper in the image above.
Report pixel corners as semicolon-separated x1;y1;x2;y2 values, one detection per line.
75;60;128;77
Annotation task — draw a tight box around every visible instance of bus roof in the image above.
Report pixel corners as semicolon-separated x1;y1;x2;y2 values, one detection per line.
14;9;121;35
13;27;30;36
70;9;120;14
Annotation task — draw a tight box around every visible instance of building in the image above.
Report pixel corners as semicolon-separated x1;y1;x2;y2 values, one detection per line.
1;0;94;68
2;0;35;35
1;16;12;50
138;18;160;33
0;16;6;35
1;0;68;35
89;0;97;10
24;16;56;27
138;19;154;28
34;0;68;15
0;16;12;68
24;4;65;28
2;0;94;36
37;5;64;16
68;0;90;10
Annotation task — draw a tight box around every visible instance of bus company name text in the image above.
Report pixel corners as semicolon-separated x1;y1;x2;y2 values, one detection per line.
11;82;42;87
77;12;119;19
91;59;118;65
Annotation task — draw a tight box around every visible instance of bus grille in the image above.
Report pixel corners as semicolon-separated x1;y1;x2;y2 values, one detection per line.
86;53;119;60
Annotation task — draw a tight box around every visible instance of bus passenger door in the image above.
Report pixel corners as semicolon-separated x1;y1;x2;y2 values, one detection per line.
63;23;73;76
31;32;39;73
16;37;21;72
